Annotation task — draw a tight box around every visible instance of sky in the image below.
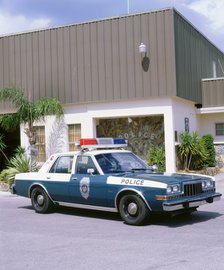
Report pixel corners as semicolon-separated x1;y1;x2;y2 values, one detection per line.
0;0;223;52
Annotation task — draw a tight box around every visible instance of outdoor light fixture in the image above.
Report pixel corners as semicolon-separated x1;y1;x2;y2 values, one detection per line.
139;42;147;54
139;42;149;72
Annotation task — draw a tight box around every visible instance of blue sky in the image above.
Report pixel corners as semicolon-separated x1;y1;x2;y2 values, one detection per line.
0;0;223;52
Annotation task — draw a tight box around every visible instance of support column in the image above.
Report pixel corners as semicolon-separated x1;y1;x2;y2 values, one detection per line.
164;108;176;173
81;117;96;138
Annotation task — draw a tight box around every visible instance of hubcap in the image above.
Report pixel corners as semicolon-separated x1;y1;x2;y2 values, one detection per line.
37;194;44;205
127;202;138;215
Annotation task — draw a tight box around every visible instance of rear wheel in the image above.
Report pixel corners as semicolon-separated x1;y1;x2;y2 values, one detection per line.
119;194;149;225
31;187;53;213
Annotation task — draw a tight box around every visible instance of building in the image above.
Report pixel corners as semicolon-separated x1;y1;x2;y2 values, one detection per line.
0;8;224;172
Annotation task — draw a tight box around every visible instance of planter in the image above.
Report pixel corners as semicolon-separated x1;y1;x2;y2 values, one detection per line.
0;182;10;192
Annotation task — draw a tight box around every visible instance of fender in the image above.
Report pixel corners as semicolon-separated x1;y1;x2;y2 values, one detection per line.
115;188;152;211
28;183;55;204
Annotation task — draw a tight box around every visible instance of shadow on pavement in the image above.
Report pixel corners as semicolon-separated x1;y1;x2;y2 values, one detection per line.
20;204;221;227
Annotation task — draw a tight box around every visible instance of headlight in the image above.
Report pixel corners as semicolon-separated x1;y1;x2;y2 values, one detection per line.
173;185;180;192
167;184;180;194
167;186;173;194
202;179;213;189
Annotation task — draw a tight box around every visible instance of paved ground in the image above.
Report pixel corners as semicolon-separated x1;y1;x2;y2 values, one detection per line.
0;173;223;270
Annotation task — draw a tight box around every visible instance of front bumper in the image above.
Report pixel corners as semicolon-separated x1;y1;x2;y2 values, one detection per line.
10;184;17;195
163;192;222;212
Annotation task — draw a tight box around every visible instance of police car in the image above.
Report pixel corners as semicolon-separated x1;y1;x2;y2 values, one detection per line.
13;138;222;225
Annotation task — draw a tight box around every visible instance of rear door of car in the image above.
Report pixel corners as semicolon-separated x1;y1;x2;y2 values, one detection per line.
42;155;74;202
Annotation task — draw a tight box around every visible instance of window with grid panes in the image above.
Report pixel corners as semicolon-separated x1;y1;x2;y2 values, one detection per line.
68;124;81;151
215;123;224;136
35;126;46;162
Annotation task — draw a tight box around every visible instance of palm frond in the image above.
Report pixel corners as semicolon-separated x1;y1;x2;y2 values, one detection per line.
34;98;64;121
0;114;20;131
0;88;26;107
8;153;40;172
0;134;6;151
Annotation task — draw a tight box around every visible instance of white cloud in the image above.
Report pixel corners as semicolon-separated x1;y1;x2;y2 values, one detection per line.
0;11;51;35
187;0;224;33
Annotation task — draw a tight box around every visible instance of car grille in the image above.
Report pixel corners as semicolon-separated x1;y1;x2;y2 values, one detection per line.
184;182;203;196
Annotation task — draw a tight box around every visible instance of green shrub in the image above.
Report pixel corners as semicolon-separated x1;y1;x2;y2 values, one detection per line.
202;134;216;167
0;153;40;187
148;146;165;172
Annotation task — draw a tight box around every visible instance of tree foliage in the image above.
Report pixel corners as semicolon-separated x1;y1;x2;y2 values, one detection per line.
0;88;64;145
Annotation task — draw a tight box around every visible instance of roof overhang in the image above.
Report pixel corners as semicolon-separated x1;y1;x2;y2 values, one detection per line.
197;106;224;114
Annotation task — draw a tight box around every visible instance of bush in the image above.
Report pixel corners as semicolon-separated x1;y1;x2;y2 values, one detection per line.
202;134;216;167
148;146;165;172
0;153;40;187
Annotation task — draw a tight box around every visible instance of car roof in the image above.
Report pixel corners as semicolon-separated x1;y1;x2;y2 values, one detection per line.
52;149;131;157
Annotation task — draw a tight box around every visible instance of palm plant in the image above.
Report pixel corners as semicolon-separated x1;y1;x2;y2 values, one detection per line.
0;88;64;146
0;134;9;162
148;146;166;172
178;132;207;170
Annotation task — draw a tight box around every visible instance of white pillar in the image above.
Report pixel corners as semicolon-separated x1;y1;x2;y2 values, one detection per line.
81;116;96;138
164;108;176;172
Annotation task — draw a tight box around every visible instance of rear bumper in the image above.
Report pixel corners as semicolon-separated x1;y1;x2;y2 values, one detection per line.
163;193;222;212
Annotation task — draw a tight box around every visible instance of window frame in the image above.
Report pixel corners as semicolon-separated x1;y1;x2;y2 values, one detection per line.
68;124;81;151
215;123;224;136
35;126;46;162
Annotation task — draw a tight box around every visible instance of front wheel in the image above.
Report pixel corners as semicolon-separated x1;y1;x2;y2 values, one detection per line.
31;187;53;213
119;194;149;225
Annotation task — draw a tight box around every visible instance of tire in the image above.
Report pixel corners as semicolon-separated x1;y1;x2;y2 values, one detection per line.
31;187;53;213
119;194;149;225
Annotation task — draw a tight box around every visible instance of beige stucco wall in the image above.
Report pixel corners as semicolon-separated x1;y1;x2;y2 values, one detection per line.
198;113;224;143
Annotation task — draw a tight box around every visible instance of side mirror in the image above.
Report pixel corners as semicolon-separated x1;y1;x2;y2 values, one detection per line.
87;168;95;175
152;164;158;171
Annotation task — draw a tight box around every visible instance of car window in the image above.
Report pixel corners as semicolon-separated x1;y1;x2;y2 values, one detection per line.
49;156;74;174
76;156;98;174
95;152;149;173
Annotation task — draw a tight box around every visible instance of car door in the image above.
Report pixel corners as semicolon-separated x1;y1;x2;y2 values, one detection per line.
68;155;108;207
42;155;74;202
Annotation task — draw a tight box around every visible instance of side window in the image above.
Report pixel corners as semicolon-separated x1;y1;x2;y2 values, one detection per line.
49;156;74;174
215;123;224;136
76;156;98;174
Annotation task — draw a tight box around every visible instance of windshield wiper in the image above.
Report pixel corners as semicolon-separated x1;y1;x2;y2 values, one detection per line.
131;168;148;172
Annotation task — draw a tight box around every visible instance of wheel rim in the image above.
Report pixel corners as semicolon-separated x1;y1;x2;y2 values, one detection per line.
37;194;44;206
127;202;138;216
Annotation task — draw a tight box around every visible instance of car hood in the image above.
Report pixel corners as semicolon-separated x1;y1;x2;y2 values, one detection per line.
120;171;212;185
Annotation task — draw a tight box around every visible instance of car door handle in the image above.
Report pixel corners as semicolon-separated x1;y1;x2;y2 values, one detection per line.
46;176;51;179
72;177;77;181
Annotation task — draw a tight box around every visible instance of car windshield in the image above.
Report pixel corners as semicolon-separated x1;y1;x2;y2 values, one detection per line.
95;152;150;174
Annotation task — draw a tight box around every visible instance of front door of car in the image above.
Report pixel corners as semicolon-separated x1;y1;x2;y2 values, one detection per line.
68;155;108;206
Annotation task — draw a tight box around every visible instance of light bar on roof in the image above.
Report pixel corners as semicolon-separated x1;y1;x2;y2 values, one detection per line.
80;138;127;149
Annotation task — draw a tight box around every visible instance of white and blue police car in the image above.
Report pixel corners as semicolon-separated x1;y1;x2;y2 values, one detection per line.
12;138;222;225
